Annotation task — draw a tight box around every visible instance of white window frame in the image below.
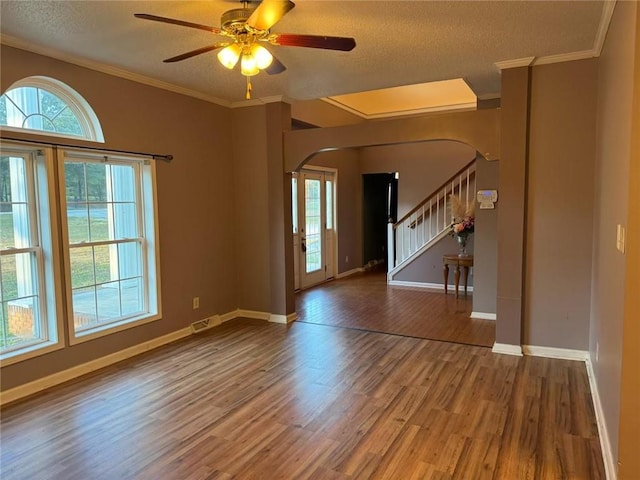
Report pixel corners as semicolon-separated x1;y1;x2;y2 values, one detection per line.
1;76;104;143
59;149;161;344
0;142;65;365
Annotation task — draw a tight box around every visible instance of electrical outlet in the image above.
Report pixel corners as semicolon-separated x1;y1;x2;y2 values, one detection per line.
193;297;199;309
596;342;600;362
345;255;349;263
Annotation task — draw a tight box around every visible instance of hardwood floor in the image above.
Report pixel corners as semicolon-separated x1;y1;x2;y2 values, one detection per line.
1;318;604;479
296;269;495;347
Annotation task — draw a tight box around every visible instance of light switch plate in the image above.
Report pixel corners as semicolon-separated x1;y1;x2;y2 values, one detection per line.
616;224;626;253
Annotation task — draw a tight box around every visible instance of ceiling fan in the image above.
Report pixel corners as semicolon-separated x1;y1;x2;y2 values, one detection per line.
135;0;356;99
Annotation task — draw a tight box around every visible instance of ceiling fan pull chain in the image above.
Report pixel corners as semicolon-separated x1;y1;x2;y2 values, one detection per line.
246;76;253;100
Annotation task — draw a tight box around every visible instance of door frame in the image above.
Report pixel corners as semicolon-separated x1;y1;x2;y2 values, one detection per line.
294;165;338;290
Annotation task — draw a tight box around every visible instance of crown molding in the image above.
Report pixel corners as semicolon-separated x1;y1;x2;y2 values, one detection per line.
497;1;616;71
321;97;477;120
261;95;293;105
1;34;231;107
533;50;596;66
494;57;536;70
230;94;293;109
593;0;617;56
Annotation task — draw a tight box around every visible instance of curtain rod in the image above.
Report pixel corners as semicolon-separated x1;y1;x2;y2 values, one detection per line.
0;135;173;162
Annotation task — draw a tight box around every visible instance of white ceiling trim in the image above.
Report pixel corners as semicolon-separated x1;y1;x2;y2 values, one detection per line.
533;50;595;66
593;0;617;56
496;1;616;71
496;48;598;70
322;97;477;120
230;95;293;109
0;34;231;107
494;57;536;70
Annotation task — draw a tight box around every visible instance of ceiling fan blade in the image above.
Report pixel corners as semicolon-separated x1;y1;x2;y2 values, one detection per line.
265;55;286;75
270;33;356;51
163;43;229;63
246;0;295;31
134;13;222;34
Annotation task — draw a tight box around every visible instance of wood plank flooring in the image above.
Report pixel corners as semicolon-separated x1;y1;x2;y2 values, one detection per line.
0;319;604;479
296;269;495;347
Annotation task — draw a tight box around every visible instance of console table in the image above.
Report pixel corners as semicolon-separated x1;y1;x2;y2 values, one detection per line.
443;254;473;298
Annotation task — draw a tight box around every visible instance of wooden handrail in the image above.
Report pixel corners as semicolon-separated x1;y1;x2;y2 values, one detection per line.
394;158;476;227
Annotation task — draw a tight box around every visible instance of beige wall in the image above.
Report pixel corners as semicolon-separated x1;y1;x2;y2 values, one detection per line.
284;108;500;172
591;0;637;465
232;105;271;312
525;59;598;349
306;149;363;274
473;153;499;315
1;46;237;390
291;99;365;128
308;140;477;276
232;102;293;316
618;4;640;475
496;66;530;346
359;141;474;219
393;235;475;285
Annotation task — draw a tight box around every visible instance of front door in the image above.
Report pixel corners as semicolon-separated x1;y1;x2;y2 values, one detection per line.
294;169;335;290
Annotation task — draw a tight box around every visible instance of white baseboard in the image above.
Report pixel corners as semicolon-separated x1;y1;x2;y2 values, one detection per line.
522;346;614;478
336;267;365;279
226;309;297;324
235;309;271;321
585;358;616;480
492;342;523;356
219;309;240;323
269;312;297;324
522;345;589;361
388;280;474;293
0;327;191;406
1;306;301;406
470;311;496;320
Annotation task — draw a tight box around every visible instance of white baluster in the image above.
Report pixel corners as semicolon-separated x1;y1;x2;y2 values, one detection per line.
421;205;425;248
436;192;439;233
429;199;432;240
466;168;470;209
388;221;395;268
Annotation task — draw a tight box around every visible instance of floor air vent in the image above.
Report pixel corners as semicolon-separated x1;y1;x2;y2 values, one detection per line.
190;315;220;333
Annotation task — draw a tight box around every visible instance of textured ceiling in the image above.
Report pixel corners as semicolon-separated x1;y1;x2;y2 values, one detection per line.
0;1;607;105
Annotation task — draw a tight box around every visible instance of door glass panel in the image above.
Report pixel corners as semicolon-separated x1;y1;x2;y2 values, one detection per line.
326;180;333;230
292;177;298;234
305;179;322;273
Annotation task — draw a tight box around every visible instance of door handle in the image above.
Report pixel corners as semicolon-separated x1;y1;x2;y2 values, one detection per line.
301;238;307;252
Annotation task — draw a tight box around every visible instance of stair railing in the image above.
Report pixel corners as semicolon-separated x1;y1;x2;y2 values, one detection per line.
388;160;476;269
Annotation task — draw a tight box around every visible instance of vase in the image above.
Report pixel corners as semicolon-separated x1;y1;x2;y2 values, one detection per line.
456;235;468;256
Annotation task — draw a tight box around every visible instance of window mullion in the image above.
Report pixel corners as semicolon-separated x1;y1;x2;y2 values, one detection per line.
68;238;142;249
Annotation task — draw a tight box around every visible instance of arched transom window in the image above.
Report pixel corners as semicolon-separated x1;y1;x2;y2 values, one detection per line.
0;76;104;142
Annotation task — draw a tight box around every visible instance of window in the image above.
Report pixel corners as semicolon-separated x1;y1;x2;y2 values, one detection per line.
1;77;161;361
61;151;160;343
0;144;63;364
0;76;104;142
326;179;333;230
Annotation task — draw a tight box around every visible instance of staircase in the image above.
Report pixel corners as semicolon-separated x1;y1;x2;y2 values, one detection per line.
387;160;476;281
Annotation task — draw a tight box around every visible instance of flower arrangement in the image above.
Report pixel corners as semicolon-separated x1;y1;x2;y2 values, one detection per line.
449;194;475;238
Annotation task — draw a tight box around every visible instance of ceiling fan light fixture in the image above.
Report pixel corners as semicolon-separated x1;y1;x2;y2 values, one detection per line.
134;2;356;101
251;44;273;70
217;43;242;69
240;51;260;76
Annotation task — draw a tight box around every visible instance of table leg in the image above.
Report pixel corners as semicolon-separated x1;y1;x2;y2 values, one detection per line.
454;265;460;299
463;266;469;296
443;264;449;295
